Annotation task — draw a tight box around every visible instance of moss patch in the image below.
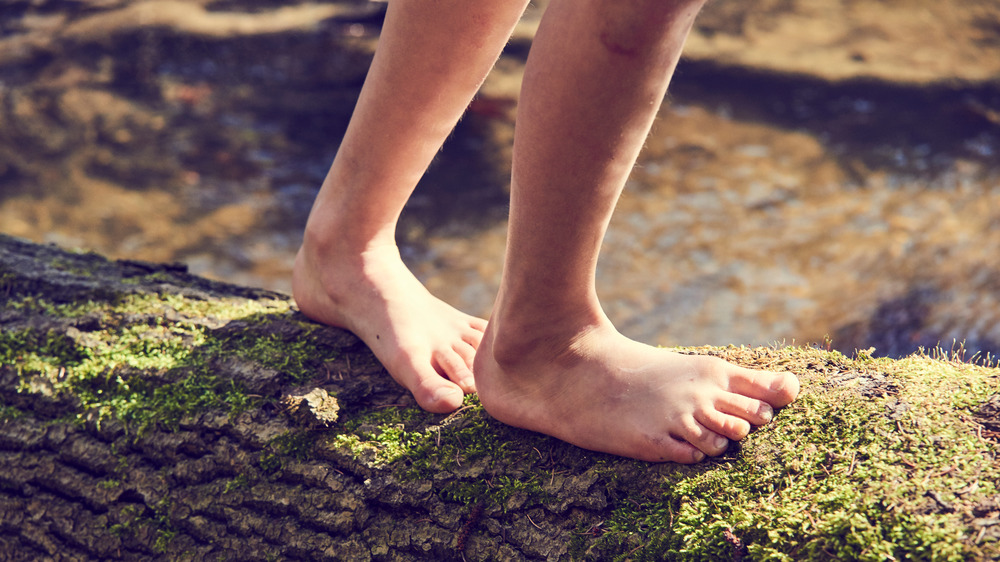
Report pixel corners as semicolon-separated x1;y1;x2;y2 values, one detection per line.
322;345;999;560
586;347;999;560
0;291;340;432
329;394;558;511
2;237;998;559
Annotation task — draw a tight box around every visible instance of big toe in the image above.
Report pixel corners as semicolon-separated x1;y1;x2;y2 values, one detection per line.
731;367;800;408
771;372;800;407
412;377;465;414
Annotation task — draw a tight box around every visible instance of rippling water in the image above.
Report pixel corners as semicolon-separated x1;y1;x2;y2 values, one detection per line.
2;2;999;359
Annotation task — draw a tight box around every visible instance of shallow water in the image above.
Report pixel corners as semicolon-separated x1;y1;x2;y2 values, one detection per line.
411;84;1000;357
2;2;999;359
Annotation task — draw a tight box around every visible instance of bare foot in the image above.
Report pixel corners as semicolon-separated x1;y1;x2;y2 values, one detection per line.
474;316;800;463
292;238;487;413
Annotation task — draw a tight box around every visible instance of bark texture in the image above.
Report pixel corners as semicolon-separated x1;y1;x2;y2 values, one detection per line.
0;234;642;561
1;234;999;561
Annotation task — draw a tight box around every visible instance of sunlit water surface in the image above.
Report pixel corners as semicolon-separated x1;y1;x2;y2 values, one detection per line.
2;10;998;359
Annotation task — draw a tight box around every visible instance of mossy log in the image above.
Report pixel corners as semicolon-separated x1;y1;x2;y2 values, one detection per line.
1;233;998;561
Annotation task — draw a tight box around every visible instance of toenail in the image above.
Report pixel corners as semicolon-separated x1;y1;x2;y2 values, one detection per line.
760;404;774;422
692;450;705;462
432;387;460;404
714;435;728;450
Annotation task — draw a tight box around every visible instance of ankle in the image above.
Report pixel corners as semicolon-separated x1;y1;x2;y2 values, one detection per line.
294;224;393;309
302;203;398;256
302;223;397;274
488;324;542;370
486;301;606;370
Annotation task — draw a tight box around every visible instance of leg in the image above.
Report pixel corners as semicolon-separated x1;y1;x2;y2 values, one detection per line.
293;0;529;413
474;0;800;462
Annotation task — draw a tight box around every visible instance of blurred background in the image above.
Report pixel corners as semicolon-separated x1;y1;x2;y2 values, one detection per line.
2;0;999;359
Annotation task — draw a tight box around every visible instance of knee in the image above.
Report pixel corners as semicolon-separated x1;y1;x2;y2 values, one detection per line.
595;0;707;54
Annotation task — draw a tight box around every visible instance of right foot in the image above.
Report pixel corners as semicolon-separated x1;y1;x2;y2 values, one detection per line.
292;238;487;413
474;316;800;463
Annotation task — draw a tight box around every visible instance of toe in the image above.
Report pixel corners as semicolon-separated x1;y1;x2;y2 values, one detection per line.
641;433;706;464
389;354;465;413
716;393;773;427
462;323;486;348
728;367;800;407
467;316;488;332
676;420;730;457
433;349;476;393
696;408;752;442
412;374;465;414
773;372;801;405
454;340;477;370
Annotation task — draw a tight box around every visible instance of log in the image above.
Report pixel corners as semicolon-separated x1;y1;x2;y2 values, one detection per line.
1;233;998;561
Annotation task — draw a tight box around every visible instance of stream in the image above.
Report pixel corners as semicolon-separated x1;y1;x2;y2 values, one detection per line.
2;0;999;359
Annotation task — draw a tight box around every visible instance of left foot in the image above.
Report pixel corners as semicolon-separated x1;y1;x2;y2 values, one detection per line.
293;237;487;413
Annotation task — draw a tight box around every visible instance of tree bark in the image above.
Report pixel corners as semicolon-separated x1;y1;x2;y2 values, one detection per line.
0;234;635;561
2;235;998;561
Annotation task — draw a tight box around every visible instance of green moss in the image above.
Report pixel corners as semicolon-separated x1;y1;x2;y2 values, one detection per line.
331;398;437;462
0;270;14;293
269;430;315;460
258;450;283;476
330;395;555;510
1;292;326;432
326;344;992;560
5;278;998;560
583;348;999;560
150;498;178;554
0;405;25;421
49;257;96;278
209;326;334;386
109;504;144;537
134;271;176;284
97;478;121;490
223;474;250;494
107;496;177;554
4;292;291;322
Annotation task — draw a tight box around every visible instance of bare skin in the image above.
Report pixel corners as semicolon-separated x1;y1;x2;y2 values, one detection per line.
476;320;797;463
296;0;801;461
473;0;799;463
293;242;485;413
292;0;528;413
